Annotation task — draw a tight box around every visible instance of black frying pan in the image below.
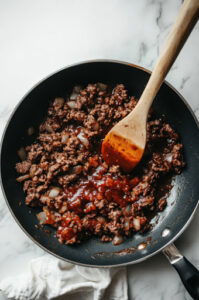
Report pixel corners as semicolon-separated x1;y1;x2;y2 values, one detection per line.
1;61;199;299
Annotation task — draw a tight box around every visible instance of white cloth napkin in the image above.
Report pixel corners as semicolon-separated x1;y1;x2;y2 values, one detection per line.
0;256;128;300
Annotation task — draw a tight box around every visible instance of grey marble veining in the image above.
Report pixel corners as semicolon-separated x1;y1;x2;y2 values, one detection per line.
0;0;198;299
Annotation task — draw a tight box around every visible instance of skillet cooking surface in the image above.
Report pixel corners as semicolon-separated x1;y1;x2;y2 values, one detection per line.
1;60;199;267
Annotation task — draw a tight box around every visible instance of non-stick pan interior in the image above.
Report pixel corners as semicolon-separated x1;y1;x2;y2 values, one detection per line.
1;61;199;266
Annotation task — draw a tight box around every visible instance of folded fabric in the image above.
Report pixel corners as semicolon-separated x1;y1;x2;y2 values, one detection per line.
0;256;128;300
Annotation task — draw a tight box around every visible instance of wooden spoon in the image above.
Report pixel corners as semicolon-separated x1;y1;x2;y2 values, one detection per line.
102;0;199;172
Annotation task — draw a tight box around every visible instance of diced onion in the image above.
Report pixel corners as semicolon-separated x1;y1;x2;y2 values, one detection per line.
67;101;76;109
70;93;78;100
37;211;46;224
77;132;89;147
113;235;123;245
59;205;67;213
17;147;26;161
27;127;35;136
165;153;172;163
45;124;54;133
40;195;49;204
133;218;141;231
54;97;64;107
138;243;147;250
97;216;105;224
97;83;107;91
61;133;69;143
112;211;119;217
49;187;60;198
70;86;82;100
54;212;61;217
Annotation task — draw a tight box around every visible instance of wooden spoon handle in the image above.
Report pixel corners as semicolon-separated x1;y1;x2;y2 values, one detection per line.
136;0;199;114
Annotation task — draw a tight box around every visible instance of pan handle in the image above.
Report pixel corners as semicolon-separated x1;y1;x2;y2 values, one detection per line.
163;243;199;300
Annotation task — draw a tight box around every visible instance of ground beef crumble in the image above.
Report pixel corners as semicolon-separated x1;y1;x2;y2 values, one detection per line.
15;83;185;245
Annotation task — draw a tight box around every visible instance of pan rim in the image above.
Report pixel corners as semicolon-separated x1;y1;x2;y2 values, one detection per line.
0;59;199;268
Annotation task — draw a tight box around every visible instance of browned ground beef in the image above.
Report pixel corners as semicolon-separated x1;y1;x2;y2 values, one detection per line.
15;83;185;245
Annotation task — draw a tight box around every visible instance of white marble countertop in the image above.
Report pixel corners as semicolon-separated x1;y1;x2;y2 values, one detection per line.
0;0;198;299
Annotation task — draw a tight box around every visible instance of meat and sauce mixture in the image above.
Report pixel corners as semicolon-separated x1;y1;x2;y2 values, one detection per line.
15;83;185;245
